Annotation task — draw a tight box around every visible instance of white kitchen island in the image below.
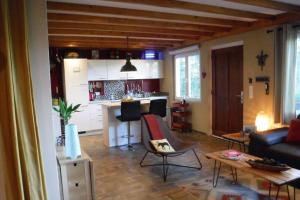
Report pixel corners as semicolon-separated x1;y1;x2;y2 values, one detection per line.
101;96;167;147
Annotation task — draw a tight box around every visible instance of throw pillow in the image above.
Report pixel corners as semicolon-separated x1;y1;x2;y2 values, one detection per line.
286;119;300;143
150;139;175;153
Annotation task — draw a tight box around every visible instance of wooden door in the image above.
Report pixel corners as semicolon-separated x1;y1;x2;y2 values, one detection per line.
212;45;243;136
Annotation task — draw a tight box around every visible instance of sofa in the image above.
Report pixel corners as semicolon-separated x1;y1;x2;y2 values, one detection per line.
248;127;300;187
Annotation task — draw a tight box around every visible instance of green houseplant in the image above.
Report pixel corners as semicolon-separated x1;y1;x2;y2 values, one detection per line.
53;99;82;159
53;98;81;125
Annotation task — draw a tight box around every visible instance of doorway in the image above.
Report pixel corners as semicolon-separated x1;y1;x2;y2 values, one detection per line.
212;45;243;136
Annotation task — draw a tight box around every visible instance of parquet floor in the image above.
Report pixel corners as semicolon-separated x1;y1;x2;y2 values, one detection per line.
80;132;230;200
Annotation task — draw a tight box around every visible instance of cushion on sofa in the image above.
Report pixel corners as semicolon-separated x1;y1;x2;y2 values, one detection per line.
267;143;300;169
286;119;300;143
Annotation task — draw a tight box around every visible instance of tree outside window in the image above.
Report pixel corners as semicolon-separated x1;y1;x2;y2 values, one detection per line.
175;52;201;100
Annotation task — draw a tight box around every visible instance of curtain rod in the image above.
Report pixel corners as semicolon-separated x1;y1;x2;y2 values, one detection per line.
293;24;300;29
266;24;300;34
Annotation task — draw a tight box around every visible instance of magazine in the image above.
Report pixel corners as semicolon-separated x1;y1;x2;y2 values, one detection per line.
219;150;242;160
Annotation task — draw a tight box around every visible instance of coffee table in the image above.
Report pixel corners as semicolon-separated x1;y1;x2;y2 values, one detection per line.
222;132;249;152
206;150;300;200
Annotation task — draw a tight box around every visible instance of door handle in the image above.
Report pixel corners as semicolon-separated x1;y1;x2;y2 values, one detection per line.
235;91;244;104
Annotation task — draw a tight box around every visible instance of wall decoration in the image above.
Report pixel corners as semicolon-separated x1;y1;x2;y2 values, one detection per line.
66;52;79;58
91;49;100;59
255;76;270;95
256;50;268;71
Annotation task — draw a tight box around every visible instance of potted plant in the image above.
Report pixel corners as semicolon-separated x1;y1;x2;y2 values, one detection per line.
53;99;81;159
53;98;81;126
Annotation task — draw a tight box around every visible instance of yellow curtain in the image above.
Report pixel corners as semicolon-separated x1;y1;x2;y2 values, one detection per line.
0;0;47;199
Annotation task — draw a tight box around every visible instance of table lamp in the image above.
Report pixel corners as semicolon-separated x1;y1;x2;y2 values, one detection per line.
255;111;270;132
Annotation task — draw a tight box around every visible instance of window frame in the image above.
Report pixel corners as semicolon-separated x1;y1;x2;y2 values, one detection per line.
174;51;201;101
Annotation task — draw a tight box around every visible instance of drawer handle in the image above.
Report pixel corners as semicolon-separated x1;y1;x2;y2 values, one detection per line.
73;163;77;167
75;183;79;187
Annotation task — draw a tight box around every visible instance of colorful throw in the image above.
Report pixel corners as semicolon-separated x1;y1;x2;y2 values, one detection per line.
144;114;164;140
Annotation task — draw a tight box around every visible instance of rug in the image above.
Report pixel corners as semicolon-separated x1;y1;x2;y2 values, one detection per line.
165;169;299;200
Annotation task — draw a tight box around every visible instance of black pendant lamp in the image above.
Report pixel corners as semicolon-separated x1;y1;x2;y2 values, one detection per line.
120;37;137;72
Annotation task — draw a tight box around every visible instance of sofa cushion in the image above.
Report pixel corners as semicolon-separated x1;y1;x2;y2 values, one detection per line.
287;119;300;143
267;143;300;169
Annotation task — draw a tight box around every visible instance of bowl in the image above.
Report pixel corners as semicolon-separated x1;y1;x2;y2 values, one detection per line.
246;160;290;172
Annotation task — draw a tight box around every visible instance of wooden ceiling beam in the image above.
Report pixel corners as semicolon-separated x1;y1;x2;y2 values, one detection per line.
49;41;168;49
48;21;212;37
47;2;249;27
48;36;182;46
47;13;232;32
48;28;198;41
182;13;300;46
49;39;174;48
225;0;300;14
108;0;274;20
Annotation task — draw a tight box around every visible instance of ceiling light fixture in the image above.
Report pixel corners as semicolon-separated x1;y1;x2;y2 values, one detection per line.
120;36;137;72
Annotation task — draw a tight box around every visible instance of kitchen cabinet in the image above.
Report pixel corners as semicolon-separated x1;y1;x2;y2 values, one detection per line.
130;59;145;79
87;60;108;80
64;58;89;105
64;59;90;132
149;60;163;79
88;103;103;130
106;60;128;80
89;59;163;80
69;103;103;132
130;60;163;79
69;104;90;132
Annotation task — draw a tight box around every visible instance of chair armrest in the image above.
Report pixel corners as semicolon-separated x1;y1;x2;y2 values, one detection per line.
250;128;288;146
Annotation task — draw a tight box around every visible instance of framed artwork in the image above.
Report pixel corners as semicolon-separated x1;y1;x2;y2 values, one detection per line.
91;49;99;59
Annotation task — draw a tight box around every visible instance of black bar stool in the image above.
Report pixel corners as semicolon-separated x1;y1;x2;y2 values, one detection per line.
145;99;167;117
116;101;141;150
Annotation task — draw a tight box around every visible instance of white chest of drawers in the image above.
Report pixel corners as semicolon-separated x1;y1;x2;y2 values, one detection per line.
57;148;95;200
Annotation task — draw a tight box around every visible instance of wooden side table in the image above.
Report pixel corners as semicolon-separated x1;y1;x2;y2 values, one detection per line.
222;132;249;152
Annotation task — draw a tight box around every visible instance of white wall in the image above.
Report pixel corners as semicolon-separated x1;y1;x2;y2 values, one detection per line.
26;0;61;199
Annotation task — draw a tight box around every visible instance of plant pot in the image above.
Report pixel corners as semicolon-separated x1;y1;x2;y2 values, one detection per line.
64;123;81;159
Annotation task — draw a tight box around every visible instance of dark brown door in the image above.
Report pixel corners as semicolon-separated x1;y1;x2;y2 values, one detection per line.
212;45;243;136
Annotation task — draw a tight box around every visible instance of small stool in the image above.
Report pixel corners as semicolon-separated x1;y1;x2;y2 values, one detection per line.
116;101;141;150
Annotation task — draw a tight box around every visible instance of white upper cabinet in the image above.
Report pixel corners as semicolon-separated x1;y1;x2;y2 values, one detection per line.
106;60;127;80
123;59;163;80
87;60;108;80
65;59;163;85
149;60;164;79
130;59;144;79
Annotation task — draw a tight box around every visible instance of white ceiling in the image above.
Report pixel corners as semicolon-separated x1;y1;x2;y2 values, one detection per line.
47;0;292;22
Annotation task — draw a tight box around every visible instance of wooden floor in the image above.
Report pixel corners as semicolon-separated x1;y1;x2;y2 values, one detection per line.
80;132;228;200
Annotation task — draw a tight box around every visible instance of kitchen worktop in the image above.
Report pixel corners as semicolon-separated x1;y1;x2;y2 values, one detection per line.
99;96;167;107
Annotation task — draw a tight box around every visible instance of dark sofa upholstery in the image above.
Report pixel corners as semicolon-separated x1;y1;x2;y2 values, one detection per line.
249;127;300;188
249;127;300;169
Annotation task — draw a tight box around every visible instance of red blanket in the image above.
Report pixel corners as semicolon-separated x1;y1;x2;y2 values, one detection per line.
144;114;164;140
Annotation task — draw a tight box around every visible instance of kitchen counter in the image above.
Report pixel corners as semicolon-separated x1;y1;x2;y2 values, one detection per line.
101;96;167;147
100;96;167;108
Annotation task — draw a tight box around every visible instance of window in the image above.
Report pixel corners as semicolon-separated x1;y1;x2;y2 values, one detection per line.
175;52;200;100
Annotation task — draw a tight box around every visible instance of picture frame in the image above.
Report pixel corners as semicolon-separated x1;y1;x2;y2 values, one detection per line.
91;49;99;59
